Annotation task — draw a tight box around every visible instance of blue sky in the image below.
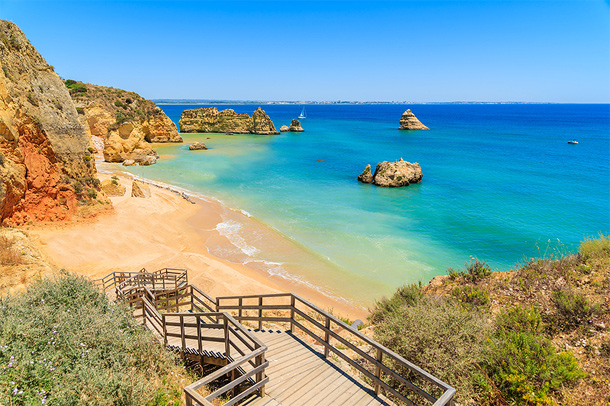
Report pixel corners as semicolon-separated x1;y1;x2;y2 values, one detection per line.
1;0;609;102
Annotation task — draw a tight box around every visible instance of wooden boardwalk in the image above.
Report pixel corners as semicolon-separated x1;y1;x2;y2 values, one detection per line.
163;321;393;405
98;270;455;406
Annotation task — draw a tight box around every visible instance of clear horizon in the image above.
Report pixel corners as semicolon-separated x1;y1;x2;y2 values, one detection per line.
1;0;609;103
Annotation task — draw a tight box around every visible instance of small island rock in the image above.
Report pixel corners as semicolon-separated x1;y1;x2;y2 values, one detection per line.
358;164;374;183
398;109;429;130
358;158;422;187
189;142;208;151
280;119;304;132
179;107;279;135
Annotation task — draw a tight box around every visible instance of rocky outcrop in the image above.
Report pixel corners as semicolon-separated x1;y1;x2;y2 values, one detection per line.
0;20;106;226
280;119;304;132
357;164;374;183
358;158;422;187
398;109;428;130
101;178;126;197
189;142;207;150
179;107;279;135
131;181;151;198
69;81;182;164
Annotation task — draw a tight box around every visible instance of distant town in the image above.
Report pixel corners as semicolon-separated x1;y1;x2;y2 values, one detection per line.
153;100;556;105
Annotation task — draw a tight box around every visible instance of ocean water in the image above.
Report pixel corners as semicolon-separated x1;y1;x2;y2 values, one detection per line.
124;103;610;306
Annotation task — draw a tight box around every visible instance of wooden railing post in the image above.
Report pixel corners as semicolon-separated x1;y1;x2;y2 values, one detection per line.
290;295;295;333
238;298;243;321
374;348;383;395
190;286;194;312
180;315;186;359
258;297;263;330
257;352;266;397
196;315;202;358
324;317;331;358
224;316;230;357
142;299;146;326
162;314;167;347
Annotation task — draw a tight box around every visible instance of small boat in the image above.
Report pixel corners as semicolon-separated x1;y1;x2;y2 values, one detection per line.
568;140;578;144
298;107;307;119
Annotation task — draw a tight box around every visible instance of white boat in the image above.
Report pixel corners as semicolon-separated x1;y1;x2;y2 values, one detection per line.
568;140;578;144
298;107;307;119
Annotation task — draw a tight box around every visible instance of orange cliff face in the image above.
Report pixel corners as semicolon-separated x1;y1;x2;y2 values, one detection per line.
0;20;108;226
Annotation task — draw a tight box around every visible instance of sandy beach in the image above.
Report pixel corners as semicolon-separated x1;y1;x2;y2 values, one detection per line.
29;167;368;321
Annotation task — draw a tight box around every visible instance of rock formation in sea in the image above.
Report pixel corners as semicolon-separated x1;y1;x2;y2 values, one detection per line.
189;142;208;150
280;119;304;132
358;158;422;187
398;109;429;130
179;107;279;135
68;81;182;165
0;20;107;226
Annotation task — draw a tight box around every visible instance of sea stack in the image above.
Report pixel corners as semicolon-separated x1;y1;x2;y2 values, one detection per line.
398;109;429;130
179;107;279;135
280;119;304;132
358;158;422;187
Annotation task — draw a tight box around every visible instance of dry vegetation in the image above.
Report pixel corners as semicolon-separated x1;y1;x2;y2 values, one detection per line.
370;235;609;405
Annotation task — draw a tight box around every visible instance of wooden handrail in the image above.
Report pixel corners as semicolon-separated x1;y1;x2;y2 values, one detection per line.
216;292;456;406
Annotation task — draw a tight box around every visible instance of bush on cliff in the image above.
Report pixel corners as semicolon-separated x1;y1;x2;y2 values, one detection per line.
0;271;185;405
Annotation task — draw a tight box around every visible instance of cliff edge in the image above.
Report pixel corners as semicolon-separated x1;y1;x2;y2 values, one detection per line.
0;20;106;226
68;81;182;164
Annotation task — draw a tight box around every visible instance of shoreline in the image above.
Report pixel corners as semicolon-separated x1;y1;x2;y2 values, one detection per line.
30;163;369;321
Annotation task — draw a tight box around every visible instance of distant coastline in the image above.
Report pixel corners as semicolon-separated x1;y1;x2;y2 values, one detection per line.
153;100;563;105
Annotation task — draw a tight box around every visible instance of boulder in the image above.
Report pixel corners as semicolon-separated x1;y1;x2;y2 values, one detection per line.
101;178;126;197
122;160;136;166
358;158;422;187
131;181;151;198
189;142;208;151
281;119;304;132
179;107;279;135
398;109;429;130
138;156;157;166
358;164;374;183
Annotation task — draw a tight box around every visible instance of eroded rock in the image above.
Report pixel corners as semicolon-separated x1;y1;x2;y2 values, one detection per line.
101;178;126;197
358;158;422;187
280;119;304;132
189;142;208;150
131;181;151;198
179;107;279;135
398;109;428;130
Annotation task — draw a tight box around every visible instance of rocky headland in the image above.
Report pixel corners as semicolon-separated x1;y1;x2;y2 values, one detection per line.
280;119;304;132
358;158;422;187
398;109;429;130
0;20;107;226
179;107;279;135
67;80;182;165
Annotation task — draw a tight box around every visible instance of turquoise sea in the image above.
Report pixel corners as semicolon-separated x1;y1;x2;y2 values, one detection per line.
124;104;610;306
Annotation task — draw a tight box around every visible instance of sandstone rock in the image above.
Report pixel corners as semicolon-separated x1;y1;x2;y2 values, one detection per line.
189;142;208;150
101;178;126;197
358;158;422;187
179;107;279;135
0;20;106;226
138;156;157;166
131;181;151;198
398;109;429;130
357;164;374;183
281;119;304;132
122;160;136;166
68;82;182;164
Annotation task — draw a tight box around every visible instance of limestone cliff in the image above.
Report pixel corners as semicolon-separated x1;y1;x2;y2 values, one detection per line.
179;107;279;135
398;109;429;130
68;81;182;164
0;20;106;226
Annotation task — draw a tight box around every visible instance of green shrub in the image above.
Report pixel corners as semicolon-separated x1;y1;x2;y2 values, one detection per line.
125;98;133;104
370;292;492;404
76;107;84;115
496;306;543;334
84;155;91;162
447;258;492;282
0;152;4;166
451;285;490;309
87;147;94;154
87;188;97;199
26;93;38;107
0;272;183;405
114;100;125;108
111;176;119;186
579;234;610;260
551;288;598;330
369;283;424;324
487;330;584;405
73;181;83;195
